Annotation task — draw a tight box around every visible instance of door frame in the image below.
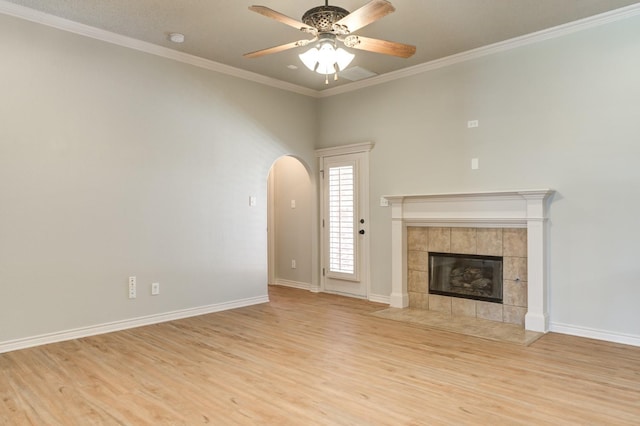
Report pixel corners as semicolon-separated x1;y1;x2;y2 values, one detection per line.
315;142;373;299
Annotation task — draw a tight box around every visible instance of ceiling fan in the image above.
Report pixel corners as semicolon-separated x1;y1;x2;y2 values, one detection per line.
244;0;416;83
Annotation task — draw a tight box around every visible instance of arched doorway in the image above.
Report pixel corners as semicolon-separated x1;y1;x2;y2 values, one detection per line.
267;156;314;291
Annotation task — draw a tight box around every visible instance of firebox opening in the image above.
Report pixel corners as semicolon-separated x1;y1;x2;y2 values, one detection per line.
429;252;503;303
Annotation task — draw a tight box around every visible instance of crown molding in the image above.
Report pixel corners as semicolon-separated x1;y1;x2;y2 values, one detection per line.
319;2;640;98
0;0;319;98
2;1;639;99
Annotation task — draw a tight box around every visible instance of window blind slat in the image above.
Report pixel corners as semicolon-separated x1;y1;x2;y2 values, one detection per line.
328;165;355;275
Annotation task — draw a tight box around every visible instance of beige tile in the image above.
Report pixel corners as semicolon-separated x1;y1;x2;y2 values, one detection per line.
407;250;428;272
503;305;527;327
503;228;527;257
428;227;451;253
504;257;528;282
428;294;452;314
408;292;418;308
420;292;430;310
477;228;503;256
452;298;476;318
408;270;428;293
476;301;503;322
408;292;428;310
451;228;477;254
407;227;429;252
503;279;527;307
370;308;542;345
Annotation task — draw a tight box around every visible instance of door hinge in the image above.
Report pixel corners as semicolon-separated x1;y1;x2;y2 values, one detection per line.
322;219;325;228
322;268;325;277
320;170;324;179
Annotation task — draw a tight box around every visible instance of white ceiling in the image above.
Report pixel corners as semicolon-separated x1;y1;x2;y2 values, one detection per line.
4;0;640;92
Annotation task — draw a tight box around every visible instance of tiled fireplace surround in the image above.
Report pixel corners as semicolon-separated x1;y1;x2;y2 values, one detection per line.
386;190;554;333
406;226;528;326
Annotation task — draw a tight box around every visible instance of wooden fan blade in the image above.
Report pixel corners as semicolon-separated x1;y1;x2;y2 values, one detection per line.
249;6;317;34
334;0;395;34
344;35;416;58
244;39;316;58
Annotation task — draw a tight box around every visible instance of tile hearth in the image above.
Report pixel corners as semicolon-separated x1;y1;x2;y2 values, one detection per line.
371;307;543;346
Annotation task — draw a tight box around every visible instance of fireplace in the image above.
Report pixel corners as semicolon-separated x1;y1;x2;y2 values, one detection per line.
429;252;503;303
385;189;554;332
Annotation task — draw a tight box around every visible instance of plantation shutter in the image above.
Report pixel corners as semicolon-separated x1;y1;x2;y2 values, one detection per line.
327;163;358;279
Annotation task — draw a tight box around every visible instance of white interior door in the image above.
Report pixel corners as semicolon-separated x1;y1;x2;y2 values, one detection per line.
320;148;370;298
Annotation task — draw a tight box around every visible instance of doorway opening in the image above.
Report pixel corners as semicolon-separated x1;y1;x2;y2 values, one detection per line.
317;143;373;299
267;156;314;291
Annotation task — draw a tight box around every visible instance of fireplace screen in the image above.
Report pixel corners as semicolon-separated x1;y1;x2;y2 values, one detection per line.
429;252;503;303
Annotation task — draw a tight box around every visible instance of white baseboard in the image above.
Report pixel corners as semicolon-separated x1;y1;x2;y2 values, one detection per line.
550;322;640;348
272;279;312;291
368;293;390;305
0;295;269;354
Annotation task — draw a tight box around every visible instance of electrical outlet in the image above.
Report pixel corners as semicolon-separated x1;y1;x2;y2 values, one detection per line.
151;282;160;295
291;259;296;269
128;276;136;299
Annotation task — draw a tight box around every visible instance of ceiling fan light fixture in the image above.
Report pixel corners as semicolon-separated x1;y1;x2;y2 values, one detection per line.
245;1;415;84
298;41;354;75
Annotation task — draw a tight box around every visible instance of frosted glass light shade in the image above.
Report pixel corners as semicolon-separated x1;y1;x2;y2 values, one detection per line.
299;42;354;75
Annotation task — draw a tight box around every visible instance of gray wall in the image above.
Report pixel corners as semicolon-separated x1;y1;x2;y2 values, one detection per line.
318;15;640;338
271;156;313;286
2;8;639;345
0;14;317;342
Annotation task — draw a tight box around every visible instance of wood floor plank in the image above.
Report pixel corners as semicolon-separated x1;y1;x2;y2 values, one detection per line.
1;285;639;425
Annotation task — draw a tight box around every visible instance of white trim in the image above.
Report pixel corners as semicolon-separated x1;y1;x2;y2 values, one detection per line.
368;294;390;305
315;142;375;158
384;189;556;201
403;218;528;228
2;1;639;98
387;189;554;333
272;279;312;291
317;146;373;299
318;3;640;97
0;295;268;354
322;289;368;299
550;322;640;348
0;0;316;98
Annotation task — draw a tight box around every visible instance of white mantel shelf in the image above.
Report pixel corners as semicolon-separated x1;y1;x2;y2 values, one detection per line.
384;189;553;199
385;189;555;333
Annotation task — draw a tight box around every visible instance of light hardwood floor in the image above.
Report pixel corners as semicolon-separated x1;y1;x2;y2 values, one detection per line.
1;286;639;425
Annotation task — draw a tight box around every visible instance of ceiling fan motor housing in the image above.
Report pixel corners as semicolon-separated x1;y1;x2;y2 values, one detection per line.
302;5;349;32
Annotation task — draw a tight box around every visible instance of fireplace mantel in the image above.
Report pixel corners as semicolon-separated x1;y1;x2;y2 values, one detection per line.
384;189;554;332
